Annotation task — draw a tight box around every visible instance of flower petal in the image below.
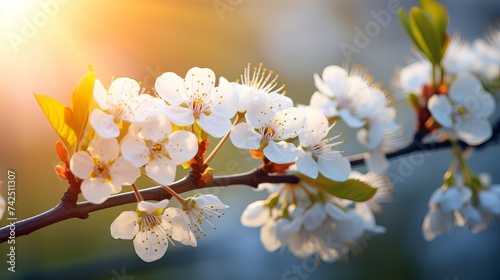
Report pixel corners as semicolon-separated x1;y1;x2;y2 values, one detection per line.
448;73;482;104
164;105;195;127
337;108;365;128
399;60;431;94
81;178;113;204
318;156;351;182
428;95;453;128
365;150;389;175
263;141;299;164
90;109;120;139
230;123;262;149
241;200;270;227
439;187;465;212
140;114;172;142
455;117;492;146
165;130;199;163
316;65;348;98
246;97;276;129
133;224;168;262
210;80;238;118
88;136;120;162
274;107;307;140
303;203;327;231
120;135;150;168
479;190;500;215
164;208;197;247
110;156;140;186
155;72;186;106
310;91;337;117
108;77;140;101
260;219;282;252
296;151;319;179
110;211;139;240
69;151;93;180
422;210;451;241
193;194;228;209
137;199;170;214
234;83;253;112
145;157;177;185
197;111;232;138
184;67;216;97
93;79;109;110
324;202;348;220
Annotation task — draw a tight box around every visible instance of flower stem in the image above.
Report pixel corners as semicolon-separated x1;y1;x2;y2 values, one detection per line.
203;114;242;165
139;171;186;203
162;185;185;203
131;183;144;202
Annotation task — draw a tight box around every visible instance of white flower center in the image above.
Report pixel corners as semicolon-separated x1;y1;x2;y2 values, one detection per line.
184;200;224;238
135;214;172;251
260;123;281;140
336;95;353;110
90;158;111;181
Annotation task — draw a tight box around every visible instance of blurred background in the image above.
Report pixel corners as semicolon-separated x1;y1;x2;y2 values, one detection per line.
0;0;499;279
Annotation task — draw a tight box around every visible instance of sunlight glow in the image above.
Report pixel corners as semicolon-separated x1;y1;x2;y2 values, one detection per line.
0;0;32;25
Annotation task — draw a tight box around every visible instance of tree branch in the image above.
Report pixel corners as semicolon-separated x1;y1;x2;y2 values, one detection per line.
1;119;499;243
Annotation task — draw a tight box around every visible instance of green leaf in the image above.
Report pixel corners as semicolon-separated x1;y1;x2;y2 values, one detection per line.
420;0;448;35
410;8;442;63
298;174;377;202
34;94;77;153
398;8;420;50
408;92;421;113
68;68;96;144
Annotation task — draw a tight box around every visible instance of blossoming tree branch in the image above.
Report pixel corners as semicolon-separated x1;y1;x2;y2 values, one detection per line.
0;0;499;264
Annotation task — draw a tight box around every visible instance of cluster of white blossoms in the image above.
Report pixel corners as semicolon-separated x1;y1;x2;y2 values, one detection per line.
423;173;500;241
241;169;392;262
66;67;235;261
111;194;228;262
398;25;500;241
229;63;352;181
310;65;404;174
399;31;499;146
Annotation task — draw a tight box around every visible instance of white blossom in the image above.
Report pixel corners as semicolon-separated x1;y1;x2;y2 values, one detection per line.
442;35;475;75
399;60;431;97
231;63;292;113
110;199;196;262
428;73;495;145
121;114;198;185
155;67;238;138
70;137;140;204
422;185;481;241
183;194;228;237
90;78;166;139
296;108;351;181
310;65;367;128
230;97;306;163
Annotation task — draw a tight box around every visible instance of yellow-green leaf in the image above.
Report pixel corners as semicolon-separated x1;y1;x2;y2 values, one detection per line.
68;69;96;143
398;8;419;50
298;174;377;202
420;0;448;35
408;92;421;113
411;8;442;64
34;94;77;152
